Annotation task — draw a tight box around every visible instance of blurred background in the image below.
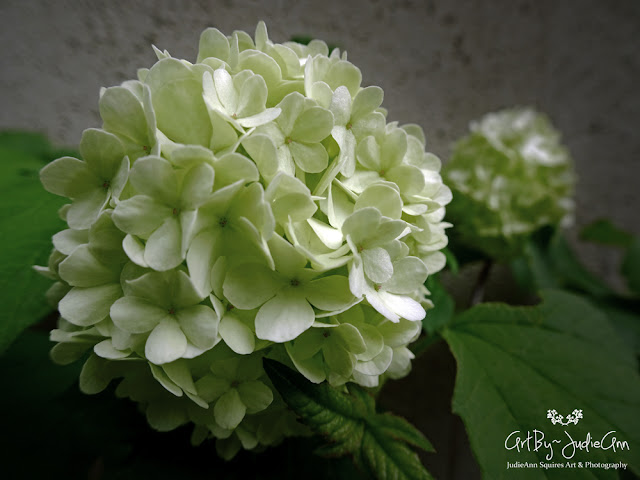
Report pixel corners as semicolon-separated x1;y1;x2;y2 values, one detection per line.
1;1;638;478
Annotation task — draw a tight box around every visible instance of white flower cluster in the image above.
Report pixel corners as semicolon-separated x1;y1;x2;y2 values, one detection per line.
443;107;574;259
37;22;451;457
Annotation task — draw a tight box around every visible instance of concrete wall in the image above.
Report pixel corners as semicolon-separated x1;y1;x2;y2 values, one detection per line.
1;1;638;477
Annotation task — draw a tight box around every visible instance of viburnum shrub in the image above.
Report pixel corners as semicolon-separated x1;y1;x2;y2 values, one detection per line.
442;107;575;260
37;22;451;458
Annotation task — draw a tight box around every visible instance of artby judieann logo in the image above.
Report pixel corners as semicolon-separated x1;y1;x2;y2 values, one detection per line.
504;409;630;471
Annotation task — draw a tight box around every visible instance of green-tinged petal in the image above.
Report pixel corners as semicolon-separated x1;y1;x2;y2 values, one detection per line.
146;400;188;432
323;340;355;378
380;127;408;170
163;359;197;395
355;345;393;376
305;276;355;311
355;184;403;219
269;234;307;277
386;346;414;379
180;162;214;208
58;244;118;287
177;305;219;350
290;328;325;360
51;342;93;365
276;92;305;135
285;343;326;383
355;136;380;171
242;133;278;178
361;247;394;284
214;388;246;430
149;363;183;396
110;296;167;333
325;60;362;96
291;106;334;143
113;195;171;235
220;314;255;354
196;374;230;402
214;153;259;187
237;380;273;413
198;27;230;63
66;188;110;230
39;156;94;198
126;270;202;308
208;110;239;152
289;141;328;173
223;262;283;310
144;216;183;271
99;86;150;145
377;319;420;348
342;207;380;246
272;191;316;224
355;323;385;361
52;229;88;256
334;323;366;354
238;50;282;100
122;234;148;267
329;86;352;126
79;354;116;394
145;318;188;365
88;211;127;264
213;68;238;113
236;73;268;117
146;58;212;146
129;156;178;204
80;128;126;180
276;145;295;176
387;164;425;195
186;230;218;296
237;108;281;128
327;183;354;230
255;290;314;342
384;256;428;294
94;339;130;359
340;170;381;194
169;144;214;169
307;218;343;249
352;86;383;120
236;426;258;450
59;284;122;327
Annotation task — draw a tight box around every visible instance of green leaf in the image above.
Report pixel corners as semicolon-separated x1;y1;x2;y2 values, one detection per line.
263;358;434;480
0;131;52;160
422;275;455;335
0;137;68;353
580;219;634;248
511;228;613;298
442;290;640;479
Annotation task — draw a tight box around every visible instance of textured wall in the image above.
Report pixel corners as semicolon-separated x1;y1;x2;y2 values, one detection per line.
1;0;638;477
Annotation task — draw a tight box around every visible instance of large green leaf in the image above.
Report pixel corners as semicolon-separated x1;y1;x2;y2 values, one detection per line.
443;290;640;479
0;133;67;353
511;229;614;298
264;358;435;480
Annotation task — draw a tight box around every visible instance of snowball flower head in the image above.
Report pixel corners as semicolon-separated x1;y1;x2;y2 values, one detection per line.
443;107;575;259
38;22;451;458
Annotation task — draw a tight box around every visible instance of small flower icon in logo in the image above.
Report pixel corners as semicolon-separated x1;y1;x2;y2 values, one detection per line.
547;409;583;426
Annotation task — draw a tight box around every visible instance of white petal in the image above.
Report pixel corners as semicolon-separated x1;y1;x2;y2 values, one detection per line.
255;291;315;343
145;319;188;365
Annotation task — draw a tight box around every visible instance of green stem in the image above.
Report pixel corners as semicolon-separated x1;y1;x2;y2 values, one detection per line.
470;259;493;306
